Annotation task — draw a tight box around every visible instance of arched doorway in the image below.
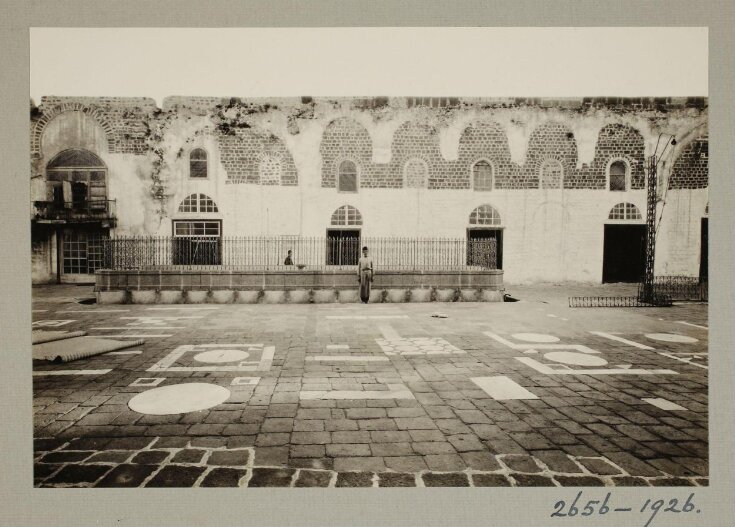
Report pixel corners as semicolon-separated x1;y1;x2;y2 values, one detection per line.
327;205;362;265
602;202;645;283
467;204;503;269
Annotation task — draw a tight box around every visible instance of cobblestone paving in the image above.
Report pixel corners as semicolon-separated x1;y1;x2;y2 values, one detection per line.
32;285;709;487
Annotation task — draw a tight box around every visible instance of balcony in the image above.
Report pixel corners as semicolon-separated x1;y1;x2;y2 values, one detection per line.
32;199;117;227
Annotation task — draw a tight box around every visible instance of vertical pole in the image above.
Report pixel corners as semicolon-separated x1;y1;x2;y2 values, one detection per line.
642;154;657;302
55;226;62;284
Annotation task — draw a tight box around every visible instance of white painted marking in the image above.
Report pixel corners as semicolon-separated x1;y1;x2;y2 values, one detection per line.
128;383;231;415
32;310;48;313
306;356;390;362
120;316;204;321
33;369;112;376
515;357;677;376
194;349;250;363
484;332;600;354
512;333;560;343
32;320;75;327
108;350;143;355
326;344;350;350
643;398;688;411
148;344;274;372
658;352;708;370
300;385;414;400
544;351;608;367
590;331;655;350
59;309;129;313
90;327;185;330
326;315;409;320
378;324;401;340
231;377;260;386
86;334;172;338
561;318;569;321
646;333;699;343
676;321;708;330
146;306;220;310
129;377;166;387
547;314;557;318
471;376;539;400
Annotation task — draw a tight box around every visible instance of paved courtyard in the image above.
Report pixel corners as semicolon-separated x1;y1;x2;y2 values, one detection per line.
32;284;708;488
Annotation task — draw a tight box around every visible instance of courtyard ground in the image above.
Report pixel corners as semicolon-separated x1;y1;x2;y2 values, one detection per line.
31;283;708;488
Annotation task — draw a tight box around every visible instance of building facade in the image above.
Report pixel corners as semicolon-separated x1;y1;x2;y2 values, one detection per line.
30;96;708;285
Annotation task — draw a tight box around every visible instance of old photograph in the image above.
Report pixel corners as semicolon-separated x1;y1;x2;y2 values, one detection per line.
29;28;709;489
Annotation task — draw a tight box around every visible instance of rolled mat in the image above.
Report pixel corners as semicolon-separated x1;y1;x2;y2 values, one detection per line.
32;337;145;363
32;330;87;344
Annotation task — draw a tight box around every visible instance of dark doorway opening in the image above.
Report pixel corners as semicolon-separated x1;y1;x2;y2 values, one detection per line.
71;182;88;211
602;224;647;283
467;228;502;269
699;217;708;283
326;229;360;265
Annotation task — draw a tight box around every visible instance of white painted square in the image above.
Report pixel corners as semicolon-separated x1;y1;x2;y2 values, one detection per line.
376;337;466;356
32;320;75;327
129;377;166;387
642;398;688;411
471;376;539;400
231;377;261;386
148;344;275;373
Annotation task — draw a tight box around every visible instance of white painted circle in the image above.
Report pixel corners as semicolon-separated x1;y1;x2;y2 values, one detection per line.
544;352;609;367
194;349;250;363
512;333;560;343
129;383;231;415
645;333;699;343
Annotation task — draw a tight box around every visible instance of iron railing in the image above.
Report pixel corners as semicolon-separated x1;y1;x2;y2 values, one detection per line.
645;276;708;302
32;200;117;223
569;295;673;308
101;236;498;271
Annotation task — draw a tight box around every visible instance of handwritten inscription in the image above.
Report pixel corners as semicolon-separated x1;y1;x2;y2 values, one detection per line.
551;492;700;527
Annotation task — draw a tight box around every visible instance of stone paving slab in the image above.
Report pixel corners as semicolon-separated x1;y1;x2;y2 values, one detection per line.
32;284;709;487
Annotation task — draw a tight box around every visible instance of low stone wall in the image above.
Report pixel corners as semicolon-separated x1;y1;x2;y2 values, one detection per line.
94;269;504;304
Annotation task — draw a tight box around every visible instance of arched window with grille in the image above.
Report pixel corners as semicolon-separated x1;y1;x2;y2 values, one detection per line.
177;193;219;213
540;159;563;189
338;160;358;192
608;159;628;191
327;205;362;265
190;148;208;178
467;204;502;269
608;202;642;221
472;160;493;191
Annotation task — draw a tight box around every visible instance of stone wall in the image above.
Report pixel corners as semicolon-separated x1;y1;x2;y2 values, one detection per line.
30;96;709;284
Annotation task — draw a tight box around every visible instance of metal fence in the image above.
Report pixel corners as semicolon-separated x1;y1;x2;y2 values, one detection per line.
568;295;673;308
647;276;708;302
101;236;498;271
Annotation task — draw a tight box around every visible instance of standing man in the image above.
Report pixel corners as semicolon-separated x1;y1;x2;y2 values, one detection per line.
284;249;293;266
357;246;374;303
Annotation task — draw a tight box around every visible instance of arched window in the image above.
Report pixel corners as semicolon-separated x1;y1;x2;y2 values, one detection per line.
472;160;493;191
469;204;502;226
338;160;358;192
404;158;428;188
330;205;363;226
609;160;628;191
46;149;107;211
178;193;218;213
190;148;208;178
540;159;563;189
608;202;642;221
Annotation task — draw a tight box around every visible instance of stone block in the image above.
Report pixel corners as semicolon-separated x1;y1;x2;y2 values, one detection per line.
159;290;184;304
97;291;126;304
408;288;431;302
235;291;260;304
385;289;409;303
336;290;359;303
480;289;504;302
131;290;157;304
434;288;457;302
313;290;336;303
287;289;310;303
185;291;209;304
211;290;235;303
262;291;285;304
459;289;479;302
